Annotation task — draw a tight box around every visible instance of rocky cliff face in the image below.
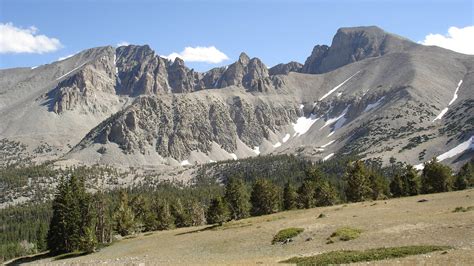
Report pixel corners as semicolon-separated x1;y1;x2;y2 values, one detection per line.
301;26;415;74
51;46;117;113
75;93;300;161
269;61;303;75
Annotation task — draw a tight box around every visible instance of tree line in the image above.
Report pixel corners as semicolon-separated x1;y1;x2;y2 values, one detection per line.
1;155;473;261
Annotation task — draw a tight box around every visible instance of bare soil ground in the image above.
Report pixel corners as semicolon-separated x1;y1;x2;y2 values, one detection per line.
27;189;474;265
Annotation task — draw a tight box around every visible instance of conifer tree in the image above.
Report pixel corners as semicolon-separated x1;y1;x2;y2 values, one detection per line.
283;181;297;210
250;179;280;216
404;165;420;196
314;180;338;206
344;160;372;202
206;197;229;225
113;190;135;236
390;174;404;197
455;161;473;189
224;177;250;220
421;158;453;193
297;179;316;208
154;200;174;230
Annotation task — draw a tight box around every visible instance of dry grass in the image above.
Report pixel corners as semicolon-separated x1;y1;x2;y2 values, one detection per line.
27;189;474;265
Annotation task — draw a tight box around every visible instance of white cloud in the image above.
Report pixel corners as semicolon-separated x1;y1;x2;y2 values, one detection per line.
165;46;229;64
117;41;130;47
0;22;62;54
420;26;474;55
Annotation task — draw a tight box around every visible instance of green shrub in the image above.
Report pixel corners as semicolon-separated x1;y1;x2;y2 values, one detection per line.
330;227;362;241
282;245;450;265
272;227;304;244
453;206;474;213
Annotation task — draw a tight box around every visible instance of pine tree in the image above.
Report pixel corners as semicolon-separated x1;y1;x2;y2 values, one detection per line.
47;175;96;254
171;199;191;228
314;180;338;206
188;202;206;226
113;190;135;236
404;165;420;196
297;179;316;209
250;179;280;216
283;181;297;210
455;161;473;189
224;177;250;220
344;161;372;202
421;158;453;193
206;197;229;225
94;191;112;244
368;171;389;200
154;200;174;230
390;174;404;197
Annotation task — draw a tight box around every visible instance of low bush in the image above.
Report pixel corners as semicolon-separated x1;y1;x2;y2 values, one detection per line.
329;227;362;241
272;228;304;244
282;245;450;265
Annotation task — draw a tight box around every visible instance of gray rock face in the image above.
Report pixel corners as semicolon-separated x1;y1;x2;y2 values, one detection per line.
301;26;415;74
51;46;117;113
77;93;299;160
217;53;273;92
269;61;303;75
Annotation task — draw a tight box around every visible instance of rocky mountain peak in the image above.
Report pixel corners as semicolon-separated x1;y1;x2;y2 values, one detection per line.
301;26;415;74
269;61;303;75
238;52;250;64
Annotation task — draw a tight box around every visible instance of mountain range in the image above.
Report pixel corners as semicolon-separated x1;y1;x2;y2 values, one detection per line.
1;26;473;170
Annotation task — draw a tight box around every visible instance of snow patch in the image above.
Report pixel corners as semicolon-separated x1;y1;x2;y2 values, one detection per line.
30;65;38;70
327;131;335;137
282;133;290;143
292;114;319;136
299;104;304;110
322;153;334;161
253;146;260;155
273;142;282;148
432;80;463;122
432;108;448;122
321;140;335;148
56;62;86;81
414;136;474;170
230;153;237;160
180;160;191;166
209;159;216;163
364;96;385;112
320;106;349;130
336;92;342;97
319;71;360;101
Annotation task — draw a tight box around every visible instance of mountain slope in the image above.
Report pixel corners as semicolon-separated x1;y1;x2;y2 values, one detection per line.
0;26;473;169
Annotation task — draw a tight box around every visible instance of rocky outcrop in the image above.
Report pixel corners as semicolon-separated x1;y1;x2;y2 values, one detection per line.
51;46;117;113
269;61;303;75
76;94;300;160
217;53;273;92
301;26;415;74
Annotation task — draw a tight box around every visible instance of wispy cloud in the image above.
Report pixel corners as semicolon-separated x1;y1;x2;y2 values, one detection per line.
165;46;229;64
420;26;474;55
117;41;130;47
0;22;62;54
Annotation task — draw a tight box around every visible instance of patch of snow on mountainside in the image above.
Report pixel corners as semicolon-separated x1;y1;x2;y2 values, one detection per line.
321;106;349;130
321;140;335;148
273;142;282;148
181;160;191;166
56;62;86;80
319;71;360;101
364;96;385;112
415;136;474;170
292;114;319;136
432;80;463;122
230;153;237;160
322;153;334;161
253;146;260;155
282;133;290;143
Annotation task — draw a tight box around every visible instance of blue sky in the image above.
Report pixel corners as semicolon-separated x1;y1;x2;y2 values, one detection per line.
0;0;473;71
